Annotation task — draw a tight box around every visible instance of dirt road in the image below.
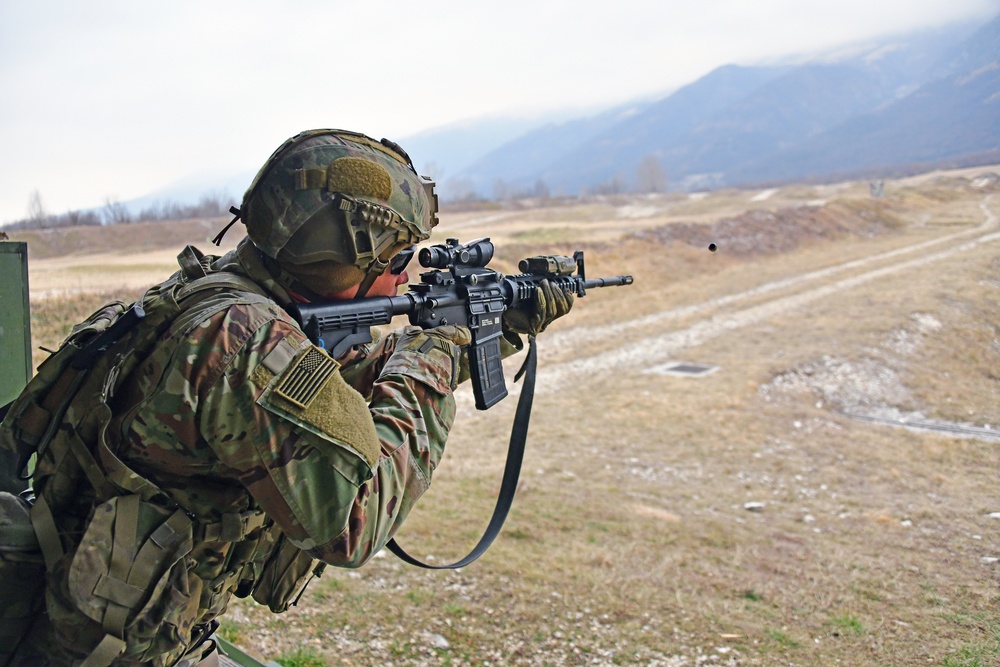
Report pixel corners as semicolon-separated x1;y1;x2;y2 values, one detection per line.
538;195;998;393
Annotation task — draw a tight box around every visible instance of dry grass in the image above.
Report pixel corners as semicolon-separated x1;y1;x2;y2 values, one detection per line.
14;167;1000;666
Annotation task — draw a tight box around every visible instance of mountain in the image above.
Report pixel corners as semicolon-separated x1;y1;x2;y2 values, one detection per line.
398;113;578;183
731;15;1000;184
441;16;997;198
85;14;999;219
125;169;257;214
438;99;659;199
490;65;787;196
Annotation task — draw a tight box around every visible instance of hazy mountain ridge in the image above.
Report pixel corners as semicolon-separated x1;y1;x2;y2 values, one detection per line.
438;15;999;198
524;65;791;195
446;100;659;198
731;15;1000;184
44;14;996;222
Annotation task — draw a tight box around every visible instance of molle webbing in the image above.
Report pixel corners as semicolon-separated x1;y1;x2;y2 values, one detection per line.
92;496;192;635
199;509;267;543
177;244;270;299
66;494;195;667
25;265;273;572
25;258;279;666
5;301;130;478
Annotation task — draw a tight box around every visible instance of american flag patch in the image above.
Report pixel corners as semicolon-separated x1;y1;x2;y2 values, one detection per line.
274;347;337;409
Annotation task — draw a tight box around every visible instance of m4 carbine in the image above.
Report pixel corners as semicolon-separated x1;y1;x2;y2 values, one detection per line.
287;237;633;410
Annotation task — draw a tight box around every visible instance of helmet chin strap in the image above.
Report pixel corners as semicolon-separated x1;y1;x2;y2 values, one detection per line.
353;256;390;299
255;250;330;303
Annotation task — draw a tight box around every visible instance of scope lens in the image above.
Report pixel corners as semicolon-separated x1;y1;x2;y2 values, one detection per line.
419;245;450;268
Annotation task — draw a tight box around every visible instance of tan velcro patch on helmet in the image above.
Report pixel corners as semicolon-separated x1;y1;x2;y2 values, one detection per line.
328;157;392;200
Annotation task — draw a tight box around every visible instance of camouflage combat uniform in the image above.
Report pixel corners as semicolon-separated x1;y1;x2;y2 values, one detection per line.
8;237;463;666
2;128;566;667
124;239;459;565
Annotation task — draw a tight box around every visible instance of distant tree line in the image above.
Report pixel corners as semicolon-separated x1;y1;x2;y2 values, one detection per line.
8;152;673;227
4;189;232;231
585;154;669;196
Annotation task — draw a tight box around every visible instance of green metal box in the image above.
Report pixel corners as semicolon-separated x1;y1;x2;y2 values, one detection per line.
1;241;31;491
0;241;31;406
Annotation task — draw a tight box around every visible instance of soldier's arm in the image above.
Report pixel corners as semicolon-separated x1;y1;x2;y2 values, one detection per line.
335;326;397;399
337;325;526;391
201;315;459;568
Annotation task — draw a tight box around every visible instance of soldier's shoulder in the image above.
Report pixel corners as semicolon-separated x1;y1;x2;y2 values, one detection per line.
166;287;305;382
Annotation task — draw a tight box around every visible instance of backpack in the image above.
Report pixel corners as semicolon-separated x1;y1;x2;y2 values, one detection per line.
0;246;323;667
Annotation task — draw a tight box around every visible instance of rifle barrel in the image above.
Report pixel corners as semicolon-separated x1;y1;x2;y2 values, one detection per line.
582;275;633;289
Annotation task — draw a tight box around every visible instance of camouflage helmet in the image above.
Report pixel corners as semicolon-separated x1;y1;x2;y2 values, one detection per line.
241;129;438;277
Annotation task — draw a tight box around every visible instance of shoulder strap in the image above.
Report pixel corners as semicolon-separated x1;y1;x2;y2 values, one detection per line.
175;244;270;302
177;272;270;302
30;266;267;569
385;335;538;569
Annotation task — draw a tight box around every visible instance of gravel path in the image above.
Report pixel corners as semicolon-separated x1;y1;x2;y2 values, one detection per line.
537;195;998;394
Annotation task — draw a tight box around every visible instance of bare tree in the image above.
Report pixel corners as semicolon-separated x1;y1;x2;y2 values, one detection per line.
492;178;510;201
532;179;550;199
27;189;49;225
194;191;229;218
442;177;479;203
635;154;668;193
593;173;627;196
103;196;132;225
64;210;101;227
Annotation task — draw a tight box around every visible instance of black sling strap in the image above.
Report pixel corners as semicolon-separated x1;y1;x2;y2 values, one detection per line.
386;335;538;569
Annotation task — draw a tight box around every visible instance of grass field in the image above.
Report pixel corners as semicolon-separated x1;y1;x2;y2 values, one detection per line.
9;166;1000;666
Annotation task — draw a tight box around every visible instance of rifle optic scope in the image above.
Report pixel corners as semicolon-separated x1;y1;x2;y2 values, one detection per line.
419;237;495;269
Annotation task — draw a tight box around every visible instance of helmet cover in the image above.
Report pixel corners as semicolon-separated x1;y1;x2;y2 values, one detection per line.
242;129;438;273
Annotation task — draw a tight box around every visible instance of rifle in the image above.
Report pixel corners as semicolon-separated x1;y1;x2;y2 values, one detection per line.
287;237;633;410
288;237;632;569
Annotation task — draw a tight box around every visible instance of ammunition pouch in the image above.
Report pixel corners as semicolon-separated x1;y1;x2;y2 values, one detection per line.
60;494;201;667
252;535;325;613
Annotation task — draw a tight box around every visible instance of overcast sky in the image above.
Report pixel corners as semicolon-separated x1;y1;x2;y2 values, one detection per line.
1;0;997;224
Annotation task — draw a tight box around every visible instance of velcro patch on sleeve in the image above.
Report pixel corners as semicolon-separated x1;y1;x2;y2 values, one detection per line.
274;347;338;409
258;345;382;471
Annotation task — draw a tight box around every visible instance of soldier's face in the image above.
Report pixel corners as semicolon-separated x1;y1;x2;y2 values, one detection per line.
365;268;410;297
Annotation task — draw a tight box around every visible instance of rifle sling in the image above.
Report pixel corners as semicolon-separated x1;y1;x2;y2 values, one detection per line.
386;334;538;569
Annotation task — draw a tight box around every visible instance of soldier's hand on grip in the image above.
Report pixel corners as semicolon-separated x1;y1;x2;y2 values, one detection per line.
424;325;473;347
502;279;574;336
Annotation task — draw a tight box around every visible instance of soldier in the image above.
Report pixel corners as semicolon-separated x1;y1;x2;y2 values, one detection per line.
0;129;572;666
